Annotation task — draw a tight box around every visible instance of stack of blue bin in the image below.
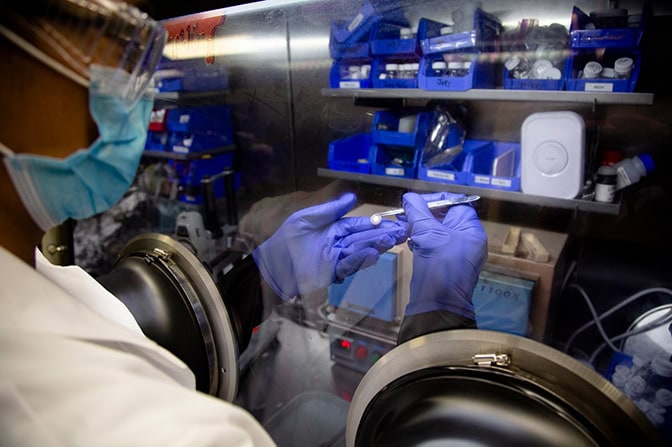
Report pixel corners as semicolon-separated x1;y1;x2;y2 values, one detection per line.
565;4;649;92
329;0;407;89
370;110;430;178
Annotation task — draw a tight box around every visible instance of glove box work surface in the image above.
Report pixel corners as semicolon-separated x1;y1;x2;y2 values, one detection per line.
235;315;363;447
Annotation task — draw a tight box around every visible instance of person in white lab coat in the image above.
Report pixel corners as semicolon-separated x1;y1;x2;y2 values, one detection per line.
0;1;278;445
0;1;488;446
0;1;413;445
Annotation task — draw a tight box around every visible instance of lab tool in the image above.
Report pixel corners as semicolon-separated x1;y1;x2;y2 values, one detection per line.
370;195;480;225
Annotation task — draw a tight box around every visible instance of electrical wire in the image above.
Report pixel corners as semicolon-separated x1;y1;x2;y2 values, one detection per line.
588;308;672;364
563;285;672;356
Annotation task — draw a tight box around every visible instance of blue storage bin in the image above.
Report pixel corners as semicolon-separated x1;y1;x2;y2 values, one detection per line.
171;153;237;205
417;12;502;55
157;57;230;92
565;48;641;92
370;22;420;57
417;139;492;185
329;23;373;59
503;66;567;91
418;53;495;91
156;77;183;92
145;131;169;152
466;141;521;192
329;58;373;89
371;110;430;147
569;5;649;49
327;133;373;173
503;64;567;91
166;105;233;135
330;0;406;46
371;144;419;179
371;57;420;89
170;131;234;154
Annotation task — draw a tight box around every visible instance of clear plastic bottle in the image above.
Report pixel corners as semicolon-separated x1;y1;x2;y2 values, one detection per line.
614;153;655;190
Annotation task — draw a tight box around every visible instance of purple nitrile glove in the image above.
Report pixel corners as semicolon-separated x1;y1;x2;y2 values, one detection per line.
253;193;410;300
401;191;488;319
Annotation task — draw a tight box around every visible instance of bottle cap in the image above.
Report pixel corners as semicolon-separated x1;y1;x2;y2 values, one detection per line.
639;153;655;172
601;148;623;166
614;57;634;75
583;61;603;79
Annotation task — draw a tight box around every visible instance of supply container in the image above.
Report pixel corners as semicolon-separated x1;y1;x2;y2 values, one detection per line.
416;139;492;186
327;133;373;174
371;110;431;147
371;144;419;179
417;12;502;56
329;58;373;88
565;48;642;92
500;21;570;91
145;131;170;152
370;21;420;57
569;5;649;49
467;141;522;192
614;153;655;190
170;131;234;154
330;0;406;46
418;52;495;91
594;165;617;202
165;105;234;136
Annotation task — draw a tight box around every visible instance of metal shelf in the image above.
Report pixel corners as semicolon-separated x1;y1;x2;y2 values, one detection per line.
143;145;236;161
317;168;621;215
320;88;654;105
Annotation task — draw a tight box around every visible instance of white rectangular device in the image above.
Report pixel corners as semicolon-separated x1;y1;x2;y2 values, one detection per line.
521;111;585;199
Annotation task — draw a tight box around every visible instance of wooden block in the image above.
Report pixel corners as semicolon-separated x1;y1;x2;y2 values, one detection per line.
502;226;521;255
520;232;550;263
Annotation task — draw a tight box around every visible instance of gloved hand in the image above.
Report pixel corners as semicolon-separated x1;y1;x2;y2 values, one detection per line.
401;191;487;319
253;193;409;300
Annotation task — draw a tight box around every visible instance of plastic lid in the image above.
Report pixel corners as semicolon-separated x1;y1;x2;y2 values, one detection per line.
614;57;634;74
601;149;623;166
638;153;655;172
385;63;399;71
584;61;603;78
431;61;447;69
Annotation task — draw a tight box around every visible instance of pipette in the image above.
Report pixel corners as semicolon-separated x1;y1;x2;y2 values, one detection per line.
370;195;480;225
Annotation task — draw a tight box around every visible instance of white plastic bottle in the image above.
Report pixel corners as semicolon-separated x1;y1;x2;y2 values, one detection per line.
614;153;655;190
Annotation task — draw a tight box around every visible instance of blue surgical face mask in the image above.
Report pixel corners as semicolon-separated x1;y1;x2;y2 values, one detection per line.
1;65;154;232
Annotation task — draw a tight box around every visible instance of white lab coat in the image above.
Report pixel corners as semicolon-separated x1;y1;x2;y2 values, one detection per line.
0;246;276;447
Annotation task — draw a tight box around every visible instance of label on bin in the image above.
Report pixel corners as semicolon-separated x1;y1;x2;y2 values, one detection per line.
339;81;361;89
385;167;405;176
585;82;614;92
427;170;455;181
492;178;512;187
474;175;490;184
